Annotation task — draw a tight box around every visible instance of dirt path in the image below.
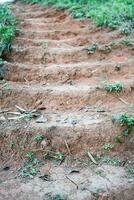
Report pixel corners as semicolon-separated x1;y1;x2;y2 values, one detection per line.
0;2;134;200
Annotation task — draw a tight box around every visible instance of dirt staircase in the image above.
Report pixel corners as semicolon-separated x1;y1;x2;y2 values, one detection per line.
0;2;134;200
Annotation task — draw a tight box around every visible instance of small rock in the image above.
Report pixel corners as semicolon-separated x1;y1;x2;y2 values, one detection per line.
68;80;75;85
3;166;10;171
0;115;6;121
128;178;133;183
41;139;48;147
36;115;47;123
96;107;106;113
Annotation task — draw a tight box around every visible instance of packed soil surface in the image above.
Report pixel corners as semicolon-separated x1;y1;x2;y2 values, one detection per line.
0;2;134;200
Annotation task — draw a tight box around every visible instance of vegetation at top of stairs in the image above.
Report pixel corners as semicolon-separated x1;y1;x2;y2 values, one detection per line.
20;0;134;34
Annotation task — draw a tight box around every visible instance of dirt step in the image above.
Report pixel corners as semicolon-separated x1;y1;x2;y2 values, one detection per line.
0;163;134;200
19;20;87;31
0;110;111;154
1;106;131;157
17;28;92;40
13;36;92;48
1;81;134;111
15;10;69;21
7;46;92;64
5;60;134;83
6;45;133;65
13;6;68;17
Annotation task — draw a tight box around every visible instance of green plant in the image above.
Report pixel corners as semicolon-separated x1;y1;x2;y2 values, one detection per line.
104;81;123;92
113;135;122;143
126;166;134;175
18;152;41;178
97;81;123;93
26;151;35;161
47;194;64;200
55;151;64;161
112;114;134;127
101;156;122;166
87;43;98;54
0;4;16;58
120;37;133;46
103;143;114;151
112;113;134;140
21;0;134;34
34;132;44;142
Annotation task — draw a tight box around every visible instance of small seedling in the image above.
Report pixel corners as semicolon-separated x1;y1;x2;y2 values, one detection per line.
122;128;131;137
120;37;133;47
112;114;134;127
47;194;64;200
126;166;134;175
26;151;35;161
34;132;44;142
101;156;122;166
103;81;123;93
87;43;98;54
103;143;114;151
55;152;64;161
18;152;41;178
112;114;134;143
113;135;122;143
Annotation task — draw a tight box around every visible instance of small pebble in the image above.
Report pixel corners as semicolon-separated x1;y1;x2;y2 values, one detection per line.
36;115;48;123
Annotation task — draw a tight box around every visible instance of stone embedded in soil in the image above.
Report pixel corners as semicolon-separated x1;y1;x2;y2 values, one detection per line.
36;115;48;123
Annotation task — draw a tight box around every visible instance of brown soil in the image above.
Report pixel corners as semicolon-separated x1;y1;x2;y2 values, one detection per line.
0;2;134;200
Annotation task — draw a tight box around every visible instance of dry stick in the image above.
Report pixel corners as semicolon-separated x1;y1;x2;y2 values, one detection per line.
24;77;30;85
7;112;21;115
15;105;26;113
118;97;129;105
64;139;72;155
0;110;10;114
66;175;78;190
87;151;98;165
92;68;99;74
116;93;129;105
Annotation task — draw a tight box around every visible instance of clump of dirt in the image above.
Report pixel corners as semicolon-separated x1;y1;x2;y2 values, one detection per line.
0;2;134;200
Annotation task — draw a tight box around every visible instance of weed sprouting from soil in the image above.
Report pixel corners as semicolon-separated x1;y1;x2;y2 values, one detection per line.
87;43;98;54
97;81;123;93
46;194;65;200
111;113;134;147
112;113;134;135
103;143;114;151
34;132;44;142
120;37;133;47
18;152;41;178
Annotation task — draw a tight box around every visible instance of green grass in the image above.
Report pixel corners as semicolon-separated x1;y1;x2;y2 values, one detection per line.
0;4;16;60
21;0;134;34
